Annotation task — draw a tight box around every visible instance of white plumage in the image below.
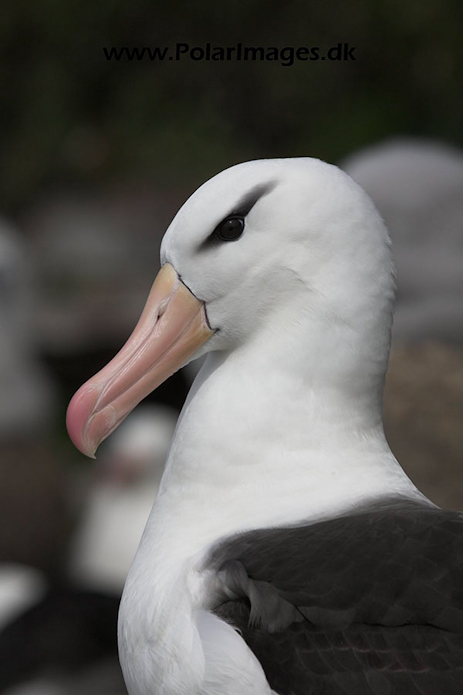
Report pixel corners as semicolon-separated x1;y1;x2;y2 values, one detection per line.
67;158;455;695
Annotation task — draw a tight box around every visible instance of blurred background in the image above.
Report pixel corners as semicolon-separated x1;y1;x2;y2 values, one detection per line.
0;0;462;692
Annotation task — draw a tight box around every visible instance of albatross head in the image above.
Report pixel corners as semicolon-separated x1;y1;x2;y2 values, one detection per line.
67;157;395;458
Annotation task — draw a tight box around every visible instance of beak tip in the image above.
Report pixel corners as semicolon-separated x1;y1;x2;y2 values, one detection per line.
66;385;101;459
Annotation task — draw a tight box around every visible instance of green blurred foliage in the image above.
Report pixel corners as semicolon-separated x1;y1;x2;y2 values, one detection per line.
1;0;462;210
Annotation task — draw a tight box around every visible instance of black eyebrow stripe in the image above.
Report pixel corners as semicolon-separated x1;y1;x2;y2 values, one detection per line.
199;181;277;251
231;181;277;216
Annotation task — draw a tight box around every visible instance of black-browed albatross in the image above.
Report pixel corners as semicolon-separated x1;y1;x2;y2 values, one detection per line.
66;158;463;695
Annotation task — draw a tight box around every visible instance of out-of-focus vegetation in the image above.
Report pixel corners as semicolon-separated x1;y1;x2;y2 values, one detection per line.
1;0;462;212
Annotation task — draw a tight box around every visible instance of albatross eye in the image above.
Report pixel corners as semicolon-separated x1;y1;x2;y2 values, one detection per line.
214;216;245;242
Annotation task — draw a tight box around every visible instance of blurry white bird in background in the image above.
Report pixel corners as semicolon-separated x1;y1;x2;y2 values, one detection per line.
0;404;177;695
68;403;178;594
341;139;463;344
0;204;181;695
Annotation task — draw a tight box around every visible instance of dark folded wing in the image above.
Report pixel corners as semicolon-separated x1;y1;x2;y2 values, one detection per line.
208;496;463;694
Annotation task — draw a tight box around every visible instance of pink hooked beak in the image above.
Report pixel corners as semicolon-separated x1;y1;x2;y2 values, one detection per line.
66;263;214;458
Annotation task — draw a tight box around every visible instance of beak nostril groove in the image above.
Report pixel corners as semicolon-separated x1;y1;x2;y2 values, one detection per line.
158;298;169;317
